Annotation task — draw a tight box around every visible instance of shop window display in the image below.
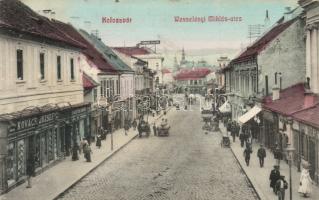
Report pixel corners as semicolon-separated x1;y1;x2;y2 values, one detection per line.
48;129;54;162
17;140;25;178
35;134;41;169
6;143;15;185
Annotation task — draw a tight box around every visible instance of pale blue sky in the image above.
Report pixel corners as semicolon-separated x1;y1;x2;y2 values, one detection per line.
22;0;298;66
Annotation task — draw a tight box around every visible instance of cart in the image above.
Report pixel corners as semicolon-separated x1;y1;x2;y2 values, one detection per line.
157;119;170;136
201;109;214;131
220;135;230;148
157;125;170;136
137;120;151;137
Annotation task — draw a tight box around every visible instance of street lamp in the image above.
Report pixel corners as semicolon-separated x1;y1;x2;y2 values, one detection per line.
286;145;295;200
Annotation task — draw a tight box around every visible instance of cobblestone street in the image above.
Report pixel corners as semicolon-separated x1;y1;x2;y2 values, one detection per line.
57;103;259;200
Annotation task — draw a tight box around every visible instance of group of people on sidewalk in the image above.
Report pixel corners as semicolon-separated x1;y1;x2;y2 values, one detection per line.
225;119;315;199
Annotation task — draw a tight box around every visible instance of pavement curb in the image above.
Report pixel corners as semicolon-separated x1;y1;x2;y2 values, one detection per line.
53;133;138;200
229;146;262;200
217;127;262;200
53;107;173;199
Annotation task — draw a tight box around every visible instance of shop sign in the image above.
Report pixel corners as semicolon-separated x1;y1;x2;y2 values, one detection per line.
292;120;299;130
71;107;87;116
112;101;127;111
10;112;57;132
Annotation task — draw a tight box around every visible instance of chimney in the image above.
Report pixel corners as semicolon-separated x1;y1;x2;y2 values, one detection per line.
272;85;280;101
304;77;317;109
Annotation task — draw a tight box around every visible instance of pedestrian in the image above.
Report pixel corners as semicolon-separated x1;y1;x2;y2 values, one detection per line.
72;143;79;161
239;131;245;147
243;146;252;166
274;146;282;167
153;123;157;136
83;141;92;162
226;119;232;134
230;122;236;142
235;122;240;137
257;144;266;167
132;119;137;130
124;120;130;136
276;175;288;200
96;134;102;148
298;163;313;197
26;155;35;188
269;165;281;193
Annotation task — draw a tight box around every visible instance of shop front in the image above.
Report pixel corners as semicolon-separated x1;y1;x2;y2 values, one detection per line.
59;103;91;149
0;108;61;193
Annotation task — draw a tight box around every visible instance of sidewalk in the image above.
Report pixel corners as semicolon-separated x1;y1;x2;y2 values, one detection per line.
0;109;170;200
219;123;319;200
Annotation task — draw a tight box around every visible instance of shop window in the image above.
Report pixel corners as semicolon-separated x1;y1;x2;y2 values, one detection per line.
54;128;58;159
17;140;25;178
35;135;41;168
48;129;54;162
79;120;85;139
7;143;15;185
41;133;48;166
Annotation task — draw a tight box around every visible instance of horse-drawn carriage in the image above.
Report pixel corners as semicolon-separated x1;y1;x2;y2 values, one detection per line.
201;109;215;131
137;120;151;137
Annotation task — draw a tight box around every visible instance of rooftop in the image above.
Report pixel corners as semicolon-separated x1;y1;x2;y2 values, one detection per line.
231;17;297;64
51;20;118;73
174;68;211;81
0;0;85;49
113;46;151;57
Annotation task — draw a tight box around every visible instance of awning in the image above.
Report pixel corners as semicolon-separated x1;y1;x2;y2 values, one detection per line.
219;100;231;113
238;105;262;124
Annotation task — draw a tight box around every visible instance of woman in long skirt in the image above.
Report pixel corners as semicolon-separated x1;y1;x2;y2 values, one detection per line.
298;164;313;197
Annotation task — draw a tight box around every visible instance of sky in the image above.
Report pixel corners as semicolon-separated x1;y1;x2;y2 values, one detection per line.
22;0;298;67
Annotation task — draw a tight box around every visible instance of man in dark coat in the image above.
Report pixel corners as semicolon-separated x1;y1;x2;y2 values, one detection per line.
132;119;137;130
269;165;281;193
257;144;266;167
239;132;245;147
96;134;102;148
230;122;236;142
243;147;252;166
235;122;240;137
153;123;157;136
26;155;35;188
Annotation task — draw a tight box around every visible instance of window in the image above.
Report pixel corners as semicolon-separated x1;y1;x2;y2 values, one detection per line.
103;80;107;97
17;49;23;80
70;58;75;80
156;62;159;71
57;56;62;80
93;88;97;102
106;80;110;97
40;53;45;80
116;80;120;95
100;81;103;97
111;80;115;97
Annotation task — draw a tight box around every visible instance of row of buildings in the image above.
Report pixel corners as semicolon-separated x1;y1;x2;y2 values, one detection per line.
220;1;319;183
0;0;164;193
